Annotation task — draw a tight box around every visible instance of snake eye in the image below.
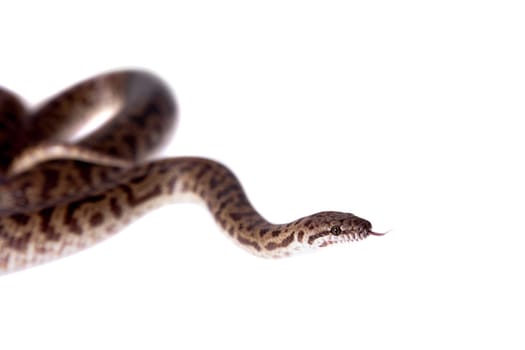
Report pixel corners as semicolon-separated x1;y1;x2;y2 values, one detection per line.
330;225;341;235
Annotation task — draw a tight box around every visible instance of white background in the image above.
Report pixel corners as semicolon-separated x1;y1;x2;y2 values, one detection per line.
1;1;524;349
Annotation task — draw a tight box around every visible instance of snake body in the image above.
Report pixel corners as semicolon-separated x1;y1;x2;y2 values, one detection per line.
0;70;381;274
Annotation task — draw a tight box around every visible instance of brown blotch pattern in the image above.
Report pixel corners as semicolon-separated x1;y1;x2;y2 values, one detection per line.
259;227;270;237
307;231;329;245
264;233;295;251
109;197;123;218
89;212;104;227
10;213;31;226
237;235;261;252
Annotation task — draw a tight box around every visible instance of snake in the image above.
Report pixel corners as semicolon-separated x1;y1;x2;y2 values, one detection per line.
0;70;383;274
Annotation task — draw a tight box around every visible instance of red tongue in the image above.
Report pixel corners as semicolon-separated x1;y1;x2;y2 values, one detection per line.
369;230;389;236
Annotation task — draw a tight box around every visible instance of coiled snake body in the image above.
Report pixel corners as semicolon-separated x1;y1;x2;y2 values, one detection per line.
0;70;381;274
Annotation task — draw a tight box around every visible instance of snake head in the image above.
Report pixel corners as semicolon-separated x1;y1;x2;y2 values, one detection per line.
302;211;383;248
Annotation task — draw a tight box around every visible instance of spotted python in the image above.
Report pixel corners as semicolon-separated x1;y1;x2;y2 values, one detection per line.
0;70;382;274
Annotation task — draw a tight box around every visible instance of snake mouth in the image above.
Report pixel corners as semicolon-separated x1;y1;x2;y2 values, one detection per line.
317;232;369;247
317;226;388;247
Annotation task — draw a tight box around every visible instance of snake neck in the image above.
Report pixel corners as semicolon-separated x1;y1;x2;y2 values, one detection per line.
89;157;373;258
154;158;288;257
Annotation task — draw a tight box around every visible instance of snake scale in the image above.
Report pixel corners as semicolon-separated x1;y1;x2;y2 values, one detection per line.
0;70;382;274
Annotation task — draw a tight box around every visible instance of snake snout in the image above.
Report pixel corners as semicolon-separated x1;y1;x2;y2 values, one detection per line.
353;217;386;237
